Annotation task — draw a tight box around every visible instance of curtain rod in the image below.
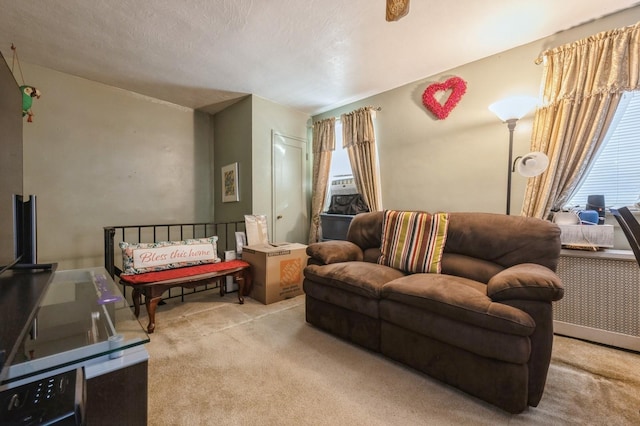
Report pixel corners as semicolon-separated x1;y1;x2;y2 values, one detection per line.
312;106;382;126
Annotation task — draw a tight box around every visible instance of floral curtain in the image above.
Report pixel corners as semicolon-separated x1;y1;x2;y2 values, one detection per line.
522;21;640;219
308;117;335;243
341;107;383;212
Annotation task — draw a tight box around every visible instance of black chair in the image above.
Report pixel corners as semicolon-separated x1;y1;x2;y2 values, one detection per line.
610;206;640;267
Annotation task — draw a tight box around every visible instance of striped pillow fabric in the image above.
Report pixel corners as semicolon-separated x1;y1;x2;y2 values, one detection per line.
378;210;449;273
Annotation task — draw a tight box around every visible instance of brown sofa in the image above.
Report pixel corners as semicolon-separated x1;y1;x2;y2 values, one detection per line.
303;211;564;413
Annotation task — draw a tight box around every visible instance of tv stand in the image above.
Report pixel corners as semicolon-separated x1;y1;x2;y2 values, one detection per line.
0;265;57;382
10;263;55;271
1;267;150;424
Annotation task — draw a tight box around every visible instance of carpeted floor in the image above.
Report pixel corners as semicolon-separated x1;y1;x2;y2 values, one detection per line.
142;292;640;425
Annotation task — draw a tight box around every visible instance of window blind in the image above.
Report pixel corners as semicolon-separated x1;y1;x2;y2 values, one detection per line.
567;90;640;209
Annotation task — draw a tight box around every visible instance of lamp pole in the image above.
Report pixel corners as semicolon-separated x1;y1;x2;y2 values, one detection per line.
488;96;538;216
506;119;517;215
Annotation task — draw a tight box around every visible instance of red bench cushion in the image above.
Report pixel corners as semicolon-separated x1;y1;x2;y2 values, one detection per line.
120;260;250;285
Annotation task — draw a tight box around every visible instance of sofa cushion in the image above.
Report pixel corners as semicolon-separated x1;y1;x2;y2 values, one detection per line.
378;210;449;274
363;247;382;264
440;253;503;284
444;212;561;271
306;240;363;264
347;211;384;250
304;262;406;299
487;263;564;302
381;274;535;336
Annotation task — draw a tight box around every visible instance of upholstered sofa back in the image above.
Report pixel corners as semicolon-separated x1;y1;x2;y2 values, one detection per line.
346;211;562;283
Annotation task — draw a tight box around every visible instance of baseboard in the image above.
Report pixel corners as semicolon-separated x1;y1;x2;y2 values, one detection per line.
554;320;640;352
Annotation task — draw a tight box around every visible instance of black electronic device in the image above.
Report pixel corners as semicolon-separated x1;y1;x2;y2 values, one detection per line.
0;50;24;275
0;50;42;277
0;368;85;425
586;195;606;225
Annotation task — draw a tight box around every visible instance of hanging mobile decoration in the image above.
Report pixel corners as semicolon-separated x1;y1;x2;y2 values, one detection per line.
10;44;41;123
422;76;467;120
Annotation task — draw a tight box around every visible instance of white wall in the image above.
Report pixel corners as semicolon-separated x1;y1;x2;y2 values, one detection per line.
21;63;214;269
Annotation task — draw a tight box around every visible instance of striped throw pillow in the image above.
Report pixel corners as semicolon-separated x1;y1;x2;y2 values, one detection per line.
378;210;449;273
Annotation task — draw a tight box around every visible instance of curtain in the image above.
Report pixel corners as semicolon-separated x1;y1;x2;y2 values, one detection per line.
522;22;640;219
308;117;335;243
341;107;383;211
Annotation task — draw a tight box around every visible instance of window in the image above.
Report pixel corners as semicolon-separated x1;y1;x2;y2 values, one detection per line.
324;120;355;210
566;90;640;210
328;121;351;181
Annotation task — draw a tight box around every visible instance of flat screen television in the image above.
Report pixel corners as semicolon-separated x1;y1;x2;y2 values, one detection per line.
0;51;26;275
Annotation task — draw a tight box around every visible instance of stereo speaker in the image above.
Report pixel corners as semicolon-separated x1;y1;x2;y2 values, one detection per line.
586;194;606;225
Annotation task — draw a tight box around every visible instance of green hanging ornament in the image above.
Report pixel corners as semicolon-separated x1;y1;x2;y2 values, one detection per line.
11;44;41;122
20;85;41;122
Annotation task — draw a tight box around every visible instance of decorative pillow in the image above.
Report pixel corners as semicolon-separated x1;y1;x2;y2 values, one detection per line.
120;236;220;275
378;210;449;274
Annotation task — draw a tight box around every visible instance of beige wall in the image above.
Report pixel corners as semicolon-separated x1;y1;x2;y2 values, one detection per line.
212;95;310;236
17;7;640;268
20;65;310;269
21;63;214;269
314;7;640;218
251;95;310;236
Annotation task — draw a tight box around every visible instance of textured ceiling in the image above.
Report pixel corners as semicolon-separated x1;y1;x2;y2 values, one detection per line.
0;0;638;115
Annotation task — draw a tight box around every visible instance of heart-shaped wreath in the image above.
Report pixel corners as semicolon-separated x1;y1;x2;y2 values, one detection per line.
422;77;467;120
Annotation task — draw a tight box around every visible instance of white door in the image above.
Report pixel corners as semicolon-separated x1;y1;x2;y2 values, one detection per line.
272;131;308;244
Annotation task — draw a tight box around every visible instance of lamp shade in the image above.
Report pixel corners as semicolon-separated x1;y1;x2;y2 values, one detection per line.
515;151;549;177
489;96;538;121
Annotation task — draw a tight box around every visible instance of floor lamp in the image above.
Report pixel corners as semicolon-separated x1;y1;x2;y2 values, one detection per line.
489;96;538;215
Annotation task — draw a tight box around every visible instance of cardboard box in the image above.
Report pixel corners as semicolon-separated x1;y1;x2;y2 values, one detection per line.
242;243;308;304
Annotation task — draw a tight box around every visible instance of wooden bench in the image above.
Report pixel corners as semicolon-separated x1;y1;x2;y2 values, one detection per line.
119;260;252;333
104;221;249;333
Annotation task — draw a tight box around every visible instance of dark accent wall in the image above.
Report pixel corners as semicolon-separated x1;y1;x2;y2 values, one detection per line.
213;96;253;223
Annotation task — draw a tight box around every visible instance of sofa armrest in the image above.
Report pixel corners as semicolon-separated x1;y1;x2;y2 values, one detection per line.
306;241;364;265
487;263;564;302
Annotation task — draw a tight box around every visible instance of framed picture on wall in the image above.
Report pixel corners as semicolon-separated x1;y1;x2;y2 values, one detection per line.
222;162;239;203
